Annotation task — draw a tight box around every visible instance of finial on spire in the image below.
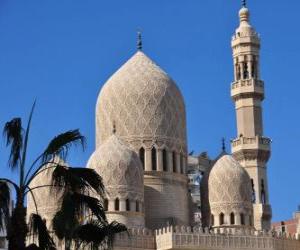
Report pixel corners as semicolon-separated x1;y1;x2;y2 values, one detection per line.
242;0;246;7
137;30;142;51
221;137;226;152
112;121;116;134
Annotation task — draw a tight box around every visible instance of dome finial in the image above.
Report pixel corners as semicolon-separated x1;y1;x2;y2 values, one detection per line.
221;137;226;152
137;30;142;51
242;0;246;7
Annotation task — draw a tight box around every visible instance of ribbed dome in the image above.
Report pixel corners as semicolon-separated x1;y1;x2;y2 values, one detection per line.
95;51;187;152
208;155;252;211
87;134;144;200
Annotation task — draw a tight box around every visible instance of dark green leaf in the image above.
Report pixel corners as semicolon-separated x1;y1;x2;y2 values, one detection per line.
3;118;23;169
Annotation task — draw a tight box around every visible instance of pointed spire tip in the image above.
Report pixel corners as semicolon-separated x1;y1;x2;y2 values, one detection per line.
137;30;142;51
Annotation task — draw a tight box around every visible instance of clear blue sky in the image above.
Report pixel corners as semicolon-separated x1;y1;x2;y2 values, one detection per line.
0;0;299;223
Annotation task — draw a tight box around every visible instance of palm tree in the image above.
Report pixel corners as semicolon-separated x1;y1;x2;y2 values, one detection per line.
0;103;88;250
50;159;127;250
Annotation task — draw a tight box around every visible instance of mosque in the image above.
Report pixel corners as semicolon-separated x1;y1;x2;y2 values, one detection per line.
25;2;300;250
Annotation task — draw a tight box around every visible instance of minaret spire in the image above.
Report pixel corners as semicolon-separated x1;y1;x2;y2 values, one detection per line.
137;30;142;51
242;0;246;7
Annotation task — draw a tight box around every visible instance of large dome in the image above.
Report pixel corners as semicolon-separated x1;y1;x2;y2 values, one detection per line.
208;155;252;214
95;51;187;153
87;134;144;199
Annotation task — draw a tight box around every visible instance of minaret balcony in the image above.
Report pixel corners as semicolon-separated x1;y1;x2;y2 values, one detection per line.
231;79;264;100
231;135;271;153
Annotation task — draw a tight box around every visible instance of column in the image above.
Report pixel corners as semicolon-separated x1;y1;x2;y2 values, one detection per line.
108;199;114;211
176;153;181;173
120;199;126;211
157;149;163;171
145;148;152;171
235;213;241;225
182;156;187;174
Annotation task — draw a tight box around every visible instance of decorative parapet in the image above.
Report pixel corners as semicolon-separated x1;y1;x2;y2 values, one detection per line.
114;228;156;250
231;136;271;153
155;226;300;250
231;79;264;100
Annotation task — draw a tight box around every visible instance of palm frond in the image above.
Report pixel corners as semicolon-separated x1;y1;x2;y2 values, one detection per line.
41;130;85;163
51;165;104;196
72;193;106;222
72;220;127;249
3;118;23;168
28;213;56;250
0;181;10;231
72;221;106;248
52;193;78;240
105;221;128;249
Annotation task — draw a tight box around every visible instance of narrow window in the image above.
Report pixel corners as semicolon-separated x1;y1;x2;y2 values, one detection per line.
251;179;256;203
240;213;245;225
220;213;225;225
104;199;108;211
243;62;249;79
249;215;253;226
115;198;119;211
211;214;214;226
230;213;235;225
236;64;241;80
126;199;130;211
261;179;266;204
151;147;157;171
172;151;177;172
139;148;145;170
162;149;167;171
251;57;257;78
136;201;139;212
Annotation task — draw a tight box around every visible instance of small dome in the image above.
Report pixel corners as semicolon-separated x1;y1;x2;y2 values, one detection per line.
87;134;144;200
95;50;187;152
208;155;252;212
27;157;65;229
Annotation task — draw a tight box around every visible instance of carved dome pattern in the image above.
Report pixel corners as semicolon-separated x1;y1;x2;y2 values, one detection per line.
87;135;144;200
96;51;187;152
208;155;252;213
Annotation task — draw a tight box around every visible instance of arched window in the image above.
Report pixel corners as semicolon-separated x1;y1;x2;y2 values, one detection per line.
251;57;257;78
162;149;168;171
115;198;119;211
172;151;177;172
243;62;249;79
236;64;241;80
126;199;130;211
230;213;235;225
139;148;145;170
151;147;157;171
136;201;140;212
219;213;225;225
211;214;214;226
249;215;253;226
104;199;108;211
261;179;266;204
240;213;245;225
251;179;256;203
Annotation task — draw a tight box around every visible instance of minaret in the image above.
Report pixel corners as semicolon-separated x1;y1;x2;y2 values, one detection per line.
230;2;272;231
